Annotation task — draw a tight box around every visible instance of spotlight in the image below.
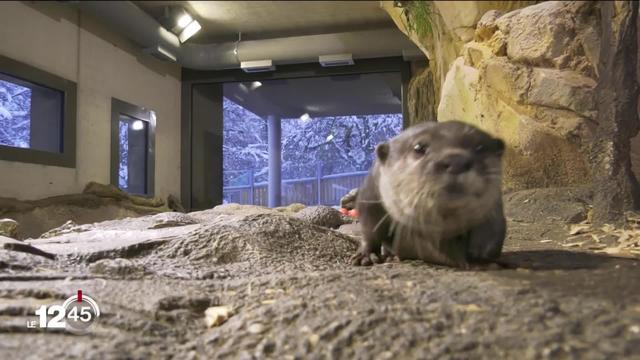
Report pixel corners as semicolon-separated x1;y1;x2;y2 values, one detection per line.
177;13;193;29
179;20;202;43
131;120;145;131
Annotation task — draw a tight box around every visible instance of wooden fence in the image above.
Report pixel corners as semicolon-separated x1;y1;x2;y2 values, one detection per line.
223;168;368;206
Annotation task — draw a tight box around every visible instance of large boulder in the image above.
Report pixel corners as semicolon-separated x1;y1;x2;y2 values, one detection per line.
495;1;599;77
436;1;601;191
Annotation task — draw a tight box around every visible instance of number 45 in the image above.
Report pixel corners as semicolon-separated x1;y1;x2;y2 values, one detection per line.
67;306;92;322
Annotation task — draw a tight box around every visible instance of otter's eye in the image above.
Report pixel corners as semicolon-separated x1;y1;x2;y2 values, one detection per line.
413;143;427;155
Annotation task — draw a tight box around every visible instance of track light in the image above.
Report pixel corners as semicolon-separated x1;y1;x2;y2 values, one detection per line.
177;13;193;29
179;20;201;43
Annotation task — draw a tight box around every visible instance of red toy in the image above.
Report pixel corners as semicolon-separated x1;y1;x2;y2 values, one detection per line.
340;208;359;218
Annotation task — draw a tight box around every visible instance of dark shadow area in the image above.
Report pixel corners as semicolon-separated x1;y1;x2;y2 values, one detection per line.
497;250;631;270
488;250;640;305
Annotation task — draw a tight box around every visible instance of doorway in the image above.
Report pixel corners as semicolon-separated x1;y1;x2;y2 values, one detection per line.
222;73;403;207
182;57;410;211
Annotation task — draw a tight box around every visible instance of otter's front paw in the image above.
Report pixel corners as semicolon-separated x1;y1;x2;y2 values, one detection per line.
350;249;384;266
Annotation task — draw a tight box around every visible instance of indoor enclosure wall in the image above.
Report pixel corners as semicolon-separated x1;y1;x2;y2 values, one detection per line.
0;1;181;200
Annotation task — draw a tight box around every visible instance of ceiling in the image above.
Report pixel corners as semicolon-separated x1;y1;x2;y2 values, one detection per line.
134;1;396;43
223;73;402;118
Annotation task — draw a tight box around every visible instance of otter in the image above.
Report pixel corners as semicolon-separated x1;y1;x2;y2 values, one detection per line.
350;121;506;268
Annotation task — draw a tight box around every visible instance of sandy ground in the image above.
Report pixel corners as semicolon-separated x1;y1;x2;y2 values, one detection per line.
1;187;639;359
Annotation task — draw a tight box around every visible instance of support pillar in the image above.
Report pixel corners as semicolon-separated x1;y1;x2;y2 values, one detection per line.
267;115;282;207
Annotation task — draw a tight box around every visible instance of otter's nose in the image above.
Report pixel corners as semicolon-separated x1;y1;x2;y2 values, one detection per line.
435;154;473;175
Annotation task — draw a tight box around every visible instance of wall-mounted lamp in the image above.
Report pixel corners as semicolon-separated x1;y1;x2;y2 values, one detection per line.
131;120;145;131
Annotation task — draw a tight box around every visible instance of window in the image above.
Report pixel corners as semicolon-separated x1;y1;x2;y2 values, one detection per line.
110;98;155;196
0;55;76;167
222;73;403;207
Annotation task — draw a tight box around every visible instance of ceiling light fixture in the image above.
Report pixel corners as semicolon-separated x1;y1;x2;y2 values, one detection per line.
177;13;193;29
179;20;202;43
143;45;177;62
241;60;275;73
319;54;354;67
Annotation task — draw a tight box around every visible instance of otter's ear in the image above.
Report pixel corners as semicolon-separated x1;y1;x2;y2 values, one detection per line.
494;138;505;155
376;142;390;163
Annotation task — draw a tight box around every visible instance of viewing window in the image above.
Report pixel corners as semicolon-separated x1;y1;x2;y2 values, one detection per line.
222;73;403;207
0;73;63;152
0;55;76;167
110;98;156;196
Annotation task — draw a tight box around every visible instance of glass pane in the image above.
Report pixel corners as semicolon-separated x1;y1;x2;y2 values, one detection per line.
0;72;63;152
222;97;268;205
223;73;403;207
118;115;148;195
282;113;402;206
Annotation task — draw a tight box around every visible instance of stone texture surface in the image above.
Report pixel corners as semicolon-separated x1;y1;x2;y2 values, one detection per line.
88;258;146;278
496;1;599;77
383;1;640;192
1;190;640;358
381;1;535;128
504;186;592;224
433;1;600;191
294;206;345;229
0;219;18;238
0;182;178;240
475;9;505;41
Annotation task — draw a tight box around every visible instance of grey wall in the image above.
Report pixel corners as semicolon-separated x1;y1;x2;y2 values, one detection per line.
0;1;182;200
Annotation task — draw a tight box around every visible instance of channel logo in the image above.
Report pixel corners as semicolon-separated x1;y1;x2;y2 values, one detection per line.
27;290;100;334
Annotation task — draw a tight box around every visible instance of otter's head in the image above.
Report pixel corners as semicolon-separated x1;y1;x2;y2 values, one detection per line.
376;121;504;230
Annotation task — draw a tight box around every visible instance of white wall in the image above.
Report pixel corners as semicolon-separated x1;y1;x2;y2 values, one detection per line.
0;2;182;200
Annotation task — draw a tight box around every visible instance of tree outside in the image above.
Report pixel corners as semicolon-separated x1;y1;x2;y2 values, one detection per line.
222;97;402;205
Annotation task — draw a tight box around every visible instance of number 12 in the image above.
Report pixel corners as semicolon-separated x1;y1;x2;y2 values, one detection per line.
34;305;66;329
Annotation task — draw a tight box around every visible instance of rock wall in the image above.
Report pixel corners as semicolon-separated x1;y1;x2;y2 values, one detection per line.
384;1;610;191
383;1;536;127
